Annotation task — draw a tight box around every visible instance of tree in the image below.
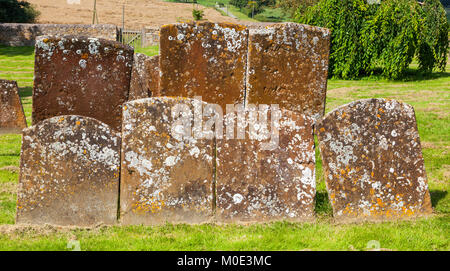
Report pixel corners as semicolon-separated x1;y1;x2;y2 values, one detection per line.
0;0;40;23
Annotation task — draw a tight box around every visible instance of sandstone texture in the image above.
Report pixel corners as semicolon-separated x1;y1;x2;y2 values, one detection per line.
32;35;134;130
16;115;121;226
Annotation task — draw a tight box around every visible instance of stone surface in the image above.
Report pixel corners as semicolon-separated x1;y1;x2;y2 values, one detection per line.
32;35;134;130
160;22;248;109
0;79;27;133
246;23;331;120
129;53;160;100
16;115;121;226
120;97;214;225
316;98;433;222
216;108;316;223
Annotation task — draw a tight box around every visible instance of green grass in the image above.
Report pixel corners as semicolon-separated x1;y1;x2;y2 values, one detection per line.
0;45;448;251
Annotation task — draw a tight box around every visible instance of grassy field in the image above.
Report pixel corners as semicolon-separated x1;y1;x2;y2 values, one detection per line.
0;45;448;251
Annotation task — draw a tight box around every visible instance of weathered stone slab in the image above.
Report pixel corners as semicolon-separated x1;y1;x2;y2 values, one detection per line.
0;79;27;133
16;115;121;226
129;53;160;100
246;23;331;120
120;97;214;225
316;99;433;222
32;35;134;130
160;22;248;109
216;108;316;223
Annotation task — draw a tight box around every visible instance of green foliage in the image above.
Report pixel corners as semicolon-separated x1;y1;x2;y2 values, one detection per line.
192;8;205;20
0;0;40;23
296;0;449;79
230;0;276;17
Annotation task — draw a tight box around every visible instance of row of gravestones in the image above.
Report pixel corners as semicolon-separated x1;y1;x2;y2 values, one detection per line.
0;21;433;226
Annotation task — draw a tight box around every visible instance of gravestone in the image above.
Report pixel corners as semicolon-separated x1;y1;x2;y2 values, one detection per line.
129;53;160;100
316;99;433;222
0;79;27;133
32;35;134;130
120;97;214;225
160;22;248;109
216;107;316;222
16;115;121;226
246;23;331;120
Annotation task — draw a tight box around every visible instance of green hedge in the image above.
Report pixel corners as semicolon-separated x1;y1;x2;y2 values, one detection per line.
296;0;449;79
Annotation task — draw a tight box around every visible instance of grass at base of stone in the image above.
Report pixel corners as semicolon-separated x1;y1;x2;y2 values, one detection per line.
0;46;448;250
0;216;448;251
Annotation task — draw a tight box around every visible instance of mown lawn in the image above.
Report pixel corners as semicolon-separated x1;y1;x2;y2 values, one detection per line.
0;45;448;251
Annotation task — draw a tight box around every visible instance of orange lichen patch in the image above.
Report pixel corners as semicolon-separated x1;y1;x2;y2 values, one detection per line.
81;53;89;59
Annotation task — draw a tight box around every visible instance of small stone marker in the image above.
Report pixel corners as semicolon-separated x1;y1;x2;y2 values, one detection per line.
32;35;134;130
0;79;27;133
16;115;121;226
120;97;214;225
216;108;316;222
129;53;160;100
316;99;433;222
246;23;331;120
160;22;248;109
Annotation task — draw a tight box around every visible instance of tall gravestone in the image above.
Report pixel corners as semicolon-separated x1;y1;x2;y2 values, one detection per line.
0;79;27;133
32;35;134;130
120;97;215;225
316;99;433;222
129;53;160;100
246;23;331;120
216;108;316;222
16;115;121;226
160;22;248;109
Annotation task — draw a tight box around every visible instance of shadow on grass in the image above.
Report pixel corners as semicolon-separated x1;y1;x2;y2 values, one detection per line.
315;191;333;215
18;87;32;98
0;46;34;57
430;190;448;209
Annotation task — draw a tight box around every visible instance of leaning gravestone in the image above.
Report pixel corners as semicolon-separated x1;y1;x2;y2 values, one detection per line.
246;23;331;120
160;22;248;109
32;36;134;130
316;99;433;222
0;79;27;133
16;115;120;226
120;97;214;225
216;107;316;222
128;53;160;100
